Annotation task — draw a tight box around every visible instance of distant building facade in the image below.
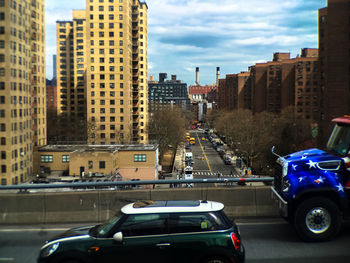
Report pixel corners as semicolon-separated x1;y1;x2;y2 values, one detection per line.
46;80;57;113
0;0;46;185
218;49;320;120
148;73;190;112
53;54;57;79
56;0;148;145
188;85;217;102
319;0;350;136
34;144;159;181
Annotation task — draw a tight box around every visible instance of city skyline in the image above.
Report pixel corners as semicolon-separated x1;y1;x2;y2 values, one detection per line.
46;0;326;85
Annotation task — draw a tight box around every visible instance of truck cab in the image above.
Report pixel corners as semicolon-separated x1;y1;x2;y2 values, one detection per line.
271;116;350;241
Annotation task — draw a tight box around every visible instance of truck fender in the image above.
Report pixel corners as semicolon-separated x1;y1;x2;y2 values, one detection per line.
293;187;349;219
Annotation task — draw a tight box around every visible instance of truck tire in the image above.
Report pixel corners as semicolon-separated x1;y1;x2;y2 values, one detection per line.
294;197;341;242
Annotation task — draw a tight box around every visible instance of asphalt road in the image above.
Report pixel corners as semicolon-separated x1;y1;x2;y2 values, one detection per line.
187;130;240;187
1;219;350;263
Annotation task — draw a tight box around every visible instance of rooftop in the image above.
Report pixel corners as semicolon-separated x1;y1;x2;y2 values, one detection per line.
38;144;158;153
121;200;224;214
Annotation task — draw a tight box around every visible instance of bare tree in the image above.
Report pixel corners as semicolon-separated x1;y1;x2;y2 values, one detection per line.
148;106;186;160
213;109;279;174
212;107;316;174
276;106;316;155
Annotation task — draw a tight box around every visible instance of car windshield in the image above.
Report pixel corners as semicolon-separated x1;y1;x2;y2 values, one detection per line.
92;211;123;237
326;124;350;156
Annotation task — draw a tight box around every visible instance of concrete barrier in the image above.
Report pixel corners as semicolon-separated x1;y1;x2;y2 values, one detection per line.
0;186;278;224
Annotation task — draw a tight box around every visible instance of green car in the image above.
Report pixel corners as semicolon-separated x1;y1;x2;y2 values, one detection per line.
38;200;245;263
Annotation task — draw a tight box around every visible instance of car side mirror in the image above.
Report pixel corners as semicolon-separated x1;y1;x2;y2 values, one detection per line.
113;232;123;242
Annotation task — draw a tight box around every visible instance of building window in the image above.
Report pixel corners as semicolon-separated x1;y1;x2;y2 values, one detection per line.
99;161;106;169
40;155;53;163
89;161;93;169
134;154;146;162
62;155;69;163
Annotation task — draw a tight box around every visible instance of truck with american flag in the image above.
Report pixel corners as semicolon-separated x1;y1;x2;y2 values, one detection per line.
271;116;350;241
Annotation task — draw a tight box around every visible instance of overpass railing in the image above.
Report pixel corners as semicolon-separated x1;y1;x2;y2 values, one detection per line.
0;177;273;192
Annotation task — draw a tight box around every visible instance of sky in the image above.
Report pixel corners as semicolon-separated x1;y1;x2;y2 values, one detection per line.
45;0;327;86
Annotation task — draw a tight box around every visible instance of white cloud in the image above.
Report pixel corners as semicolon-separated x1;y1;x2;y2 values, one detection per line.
45;0;327;83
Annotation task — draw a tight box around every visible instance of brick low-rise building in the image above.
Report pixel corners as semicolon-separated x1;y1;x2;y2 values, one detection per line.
219;49;320;120
34;144;159;181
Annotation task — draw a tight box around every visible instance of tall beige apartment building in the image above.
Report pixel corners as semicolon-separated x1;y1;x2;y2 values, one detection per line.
56;0;148;145
0;0;46;185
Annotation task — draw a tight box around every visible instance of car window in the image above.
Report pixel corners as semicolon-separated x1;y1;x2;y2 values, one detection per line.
118;213;168;237
168;212;231;234
96;212;123;236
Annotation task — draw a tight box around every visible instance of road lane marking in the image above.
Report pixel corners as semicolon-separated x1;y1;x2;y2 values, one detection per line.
196;131;216;186
0;259;14;261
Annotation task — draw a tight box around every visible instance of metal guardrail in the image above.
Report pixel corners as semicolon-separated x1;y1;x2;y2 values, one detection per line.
0;177;274;191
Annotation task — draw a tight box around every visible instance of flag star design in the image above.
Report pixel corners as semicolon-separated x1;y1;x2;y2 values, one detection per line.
336;183;344;192
292;164;298;171
314;176;325;184
301;155;307;160
298;177;304;183
306;160;317;169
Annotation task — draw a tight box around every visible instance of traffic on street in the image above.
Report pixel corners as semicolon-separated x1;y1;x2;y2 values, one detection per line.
180;128;251;188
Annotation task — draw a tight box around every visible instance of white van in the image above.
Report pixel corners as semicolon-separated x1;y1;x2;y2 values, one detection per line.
184;165;194;187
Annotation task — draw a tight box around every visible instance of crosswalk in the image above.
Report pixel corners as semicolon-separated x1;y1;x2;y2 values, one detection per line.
193;171;240;178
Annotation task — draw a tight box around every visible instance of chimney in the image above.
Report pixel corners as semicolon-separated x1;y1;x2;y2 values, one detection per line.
195;67;199;85
159;73;167;83
216;67;220;86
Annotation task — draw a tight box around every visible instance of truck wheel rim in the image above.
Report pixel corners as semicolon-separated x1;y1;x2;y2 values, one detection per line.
305;207;331;234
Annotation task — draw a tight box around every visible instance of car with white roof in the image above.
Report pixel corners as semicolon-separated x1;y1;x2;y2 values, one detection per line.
38;200;245;263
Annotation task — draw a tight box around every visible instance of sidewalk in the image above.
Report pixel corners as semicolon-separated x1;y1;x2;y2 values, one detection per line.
172;145;184;180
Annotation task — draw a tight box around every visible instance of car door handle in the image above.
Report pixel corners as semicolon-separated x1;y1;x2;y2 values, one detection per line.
156;243;171;247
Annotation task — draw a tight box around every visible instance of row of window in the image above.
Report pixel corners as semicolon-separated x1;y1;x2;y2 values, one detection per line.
90;99;124;105
1;160;26;173
90;14;123;20
91;133;124;139
90;107;145;114
41;155;69;163
90;65;125;72
89;4;124;12
40;154;146;164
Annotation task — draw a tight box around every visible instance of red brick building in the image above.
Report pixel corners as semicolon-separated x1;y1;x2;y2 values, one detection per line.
219;49;320;120
46;79;57;114
319;0;350;136
219;72;251;111
188;85;217;102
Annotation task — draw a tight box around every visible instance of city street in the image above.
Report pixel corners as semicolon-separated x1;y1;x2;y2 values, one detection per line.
1;219;350;263
183;129;243;188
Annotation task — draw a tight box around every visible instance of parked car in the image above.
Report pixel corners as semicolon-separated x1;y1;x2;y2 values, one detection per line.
38;200;245;263
224;157;232;165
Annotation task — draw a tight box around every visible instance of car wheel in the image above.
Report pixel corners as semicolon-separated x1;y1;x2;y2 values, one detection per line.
294;197;341;242
204;256;229;263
